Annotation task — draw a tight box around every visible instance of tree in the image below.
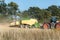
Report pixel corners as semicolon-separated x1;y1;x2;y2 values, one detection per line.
0;0;7;15
58;6;60;18
47;5;60;19
47;5;57;16
8;2;18;15
28;7;42;20
22;10;29;18
41;9;51;22
8;2;19;23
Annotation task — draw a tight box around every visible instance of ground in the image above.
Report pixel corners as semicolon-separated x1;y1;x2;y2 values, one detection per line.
0;23;19;29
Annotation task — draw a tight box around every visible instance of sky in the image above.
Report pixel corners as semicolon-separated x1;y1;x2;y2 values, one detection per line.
5;0;60;11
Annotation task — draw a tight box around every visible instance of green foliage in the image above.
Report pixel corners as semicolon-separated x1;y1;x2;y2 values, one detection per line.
8;2;18;15
22;18;30;20
28;7;42;19
34;22;40;28
22;5;60;22
41;9;51;19
22;10;29;18
47;5;60;18
0;0;60;22
8;2;18;10
0;1;7;14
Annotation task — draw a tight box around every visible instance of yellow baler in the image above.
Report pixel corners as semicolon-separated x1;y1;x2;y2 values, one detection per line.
9;19;38;28
21;19;38;26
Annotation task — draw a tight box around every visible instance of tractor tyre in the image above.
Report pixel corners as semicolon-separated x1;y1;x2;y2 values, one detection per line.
55;23;60;29
43;23;51;29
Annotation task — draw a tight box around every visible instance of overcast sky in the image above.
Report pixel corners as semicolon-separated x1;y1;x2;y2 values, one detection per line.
5;0;60;11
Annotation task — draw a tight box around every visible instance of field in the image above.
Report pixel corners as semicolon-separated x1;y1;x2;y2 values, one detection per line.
0;23;60;40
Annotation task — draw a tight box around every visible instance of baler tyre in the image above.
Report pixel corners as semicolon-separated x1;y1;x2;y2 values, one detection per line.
32;25;35;28
20;25;25;28
9;25;15;27
22;24;30;28
25;25;30;28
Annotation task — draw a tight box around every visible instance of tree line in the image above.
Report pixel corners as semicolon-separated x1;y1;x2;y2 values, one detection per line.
0;1;60;22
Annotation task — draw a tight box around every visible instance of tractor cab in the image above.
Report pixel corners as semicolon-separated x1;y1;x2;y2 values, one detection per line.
50;16;57;23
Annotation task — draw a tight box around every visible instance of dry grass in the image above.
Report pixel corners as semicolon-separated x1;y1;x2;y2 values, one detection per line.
0;28;60;40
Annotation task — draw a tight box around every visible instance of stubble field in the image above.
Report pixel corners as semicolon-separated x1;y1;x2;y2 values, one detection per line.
0;23;60;40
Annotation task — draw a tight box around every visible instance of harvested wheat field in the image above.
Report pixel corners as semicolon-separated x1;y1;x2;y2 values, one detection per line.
0;23;60;40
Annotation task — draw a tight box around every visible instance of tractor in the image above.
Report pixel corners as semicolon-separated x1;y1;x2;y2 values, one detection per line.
42;16;60;29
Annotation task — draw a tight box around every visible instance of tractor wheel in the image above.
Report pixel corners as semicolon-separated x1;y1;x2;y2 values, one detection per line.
43;23;51;29
55;23;60;30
